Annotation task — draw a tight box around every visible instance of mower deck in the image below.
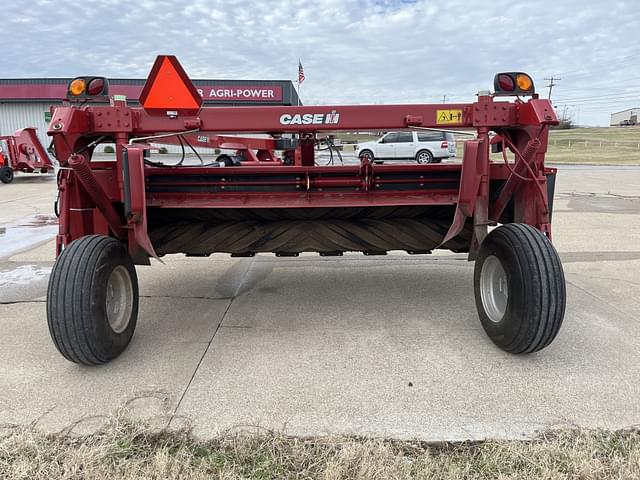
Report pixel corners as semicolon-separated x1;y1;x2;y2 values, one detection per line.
44;56;566;364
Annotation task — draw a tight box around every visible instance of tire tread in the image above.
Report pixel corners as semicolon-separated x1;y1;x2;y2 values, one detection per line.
47;235;137;365
475;223;565;354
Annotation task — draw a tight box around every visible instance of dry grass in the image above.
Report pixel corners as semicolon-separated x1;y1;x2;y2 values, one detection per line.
1;415;639;480
477;126;640;165
546;127;640;165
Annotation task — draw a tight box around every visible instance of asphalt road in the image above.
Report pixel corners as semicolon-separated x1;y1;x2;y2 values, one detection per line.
1;165;639;440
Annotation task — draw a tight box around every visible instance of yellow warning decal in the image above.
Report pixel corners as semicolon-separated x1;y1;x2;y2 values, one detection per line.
436;109;463;124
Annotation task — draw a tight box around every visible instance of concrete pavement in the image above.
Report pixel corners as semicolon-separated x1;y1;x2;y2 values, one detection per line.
1;166;639;440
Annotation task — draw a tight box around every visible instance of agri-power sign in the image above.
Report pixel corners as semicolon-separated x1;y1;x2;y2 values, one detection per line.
0;83;283;103
196;86;282;102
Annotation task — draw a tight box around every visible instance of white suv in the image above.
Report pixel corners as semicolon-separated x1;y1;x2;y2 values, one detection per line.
356;131;456;164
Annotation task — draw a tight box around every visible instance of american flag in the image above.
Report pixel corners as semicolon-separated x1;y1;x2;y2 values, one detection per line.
298;60;305;84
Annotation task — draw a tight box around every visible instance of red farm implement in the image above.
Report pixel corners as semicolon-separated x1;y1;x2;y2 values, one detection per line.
46;57;565;365
152;132;288;166
0;128;54;184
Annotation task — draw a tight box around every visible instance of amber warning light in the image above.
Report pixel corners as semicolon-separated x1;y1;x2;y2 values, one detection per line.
139;55;203;116
67;76;109;101
493;72;535;96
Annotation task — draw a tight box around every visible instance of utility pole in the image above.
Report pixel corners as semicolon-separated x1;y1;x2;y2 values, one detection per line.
543;76;561;100
442;95;447;104
554;104;574;124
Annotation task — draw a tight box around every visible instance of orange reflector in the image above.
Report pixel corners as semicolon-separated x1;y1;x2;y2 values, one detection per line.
69;78;86;96
516;74;533;92
139;56;203;116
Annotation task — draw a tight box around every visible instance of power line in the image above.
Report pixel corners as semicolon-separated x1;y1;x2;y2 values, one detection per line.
552;87;640;102
556;54;637;78
553;104;572;122
543;76;561;100
553;93;640;105
558;96;639;106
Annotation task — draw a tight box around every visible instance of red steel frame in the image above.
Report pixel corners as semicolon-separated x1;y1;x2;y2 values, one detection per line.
0;127;54;173
154;133;283;164
48;71;559;264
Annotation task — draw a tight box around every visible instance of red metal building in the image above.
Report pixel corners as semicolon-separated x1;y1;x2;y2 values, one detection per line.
0;77;300;149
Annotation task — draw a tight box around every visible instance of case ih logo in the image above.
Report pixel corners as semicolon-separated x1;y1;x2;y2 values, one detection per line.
279;111;340;125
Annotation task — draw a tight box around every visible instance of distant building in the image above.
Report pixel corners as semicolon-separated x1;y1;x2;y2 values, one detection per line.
0;78;299;150
610;108;639;126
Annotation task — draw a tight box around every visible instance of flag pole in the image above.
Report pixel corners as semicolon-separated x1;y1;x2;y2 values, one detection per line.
297;59;304;107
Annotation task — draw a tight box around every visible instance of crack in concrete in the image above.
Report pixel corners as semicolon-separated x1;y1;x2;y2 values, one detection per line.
556;191;640;199
140;294;233;301
0;300;46;305
566;271;640;288
559;251;640;263
566;279;636;322
167;258;255;427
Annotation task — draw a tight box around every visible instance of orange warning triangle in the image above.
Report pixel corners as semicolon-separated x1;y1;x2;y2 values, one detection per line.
139;56;202;115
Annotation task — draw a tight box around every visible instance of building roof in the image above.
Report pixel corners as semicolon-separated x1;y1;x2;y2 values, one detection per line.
610;107;640;115
0;78;299;106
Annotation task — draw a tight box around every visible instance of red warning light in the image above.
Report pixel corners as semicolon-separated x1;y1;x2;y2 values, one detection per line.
139;56;203;116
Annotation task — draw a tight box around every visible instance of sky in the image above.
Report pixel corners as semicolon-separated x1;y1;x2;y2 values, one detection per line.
1;0;638;126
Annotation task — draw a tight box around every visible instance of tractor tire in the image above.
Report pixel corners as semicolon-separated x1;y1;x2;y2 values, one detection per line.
216;154;233;166
47;235;139;365
358;150;374;163
415;150;434;164
0;166;14;184
474;223;565;354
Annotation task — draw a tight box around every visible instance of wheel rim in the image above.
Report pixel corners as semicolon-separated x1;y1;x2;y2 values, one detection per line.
417;152;431;163
480;255;508;323
105;265;134;333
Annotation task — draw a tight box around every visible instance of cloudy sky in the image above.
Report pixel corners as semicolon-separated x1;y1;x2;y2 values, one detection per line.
2;0;638;125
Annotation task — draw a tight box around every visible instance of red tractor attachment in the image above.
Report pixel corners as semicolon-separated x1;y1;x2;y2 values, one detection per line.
151;132;286;166
0;128;55;184
46;58;565;365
